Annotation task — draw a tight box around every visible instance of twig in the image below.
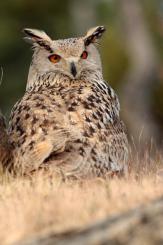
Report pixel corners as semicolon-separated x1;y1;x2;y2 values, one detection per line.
0;66;4;86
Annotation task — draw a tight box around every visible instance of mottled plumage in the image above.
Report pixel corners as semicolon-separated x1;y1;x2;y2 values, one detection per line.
2;26;128;178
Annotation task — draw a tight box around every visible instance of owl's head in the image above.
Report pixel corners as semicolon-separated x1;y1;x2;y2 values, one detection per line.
24;26;105;82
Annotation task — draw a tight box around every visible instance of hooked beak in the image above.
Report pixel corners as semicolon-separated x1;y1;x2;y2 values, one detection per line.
70;62;77;78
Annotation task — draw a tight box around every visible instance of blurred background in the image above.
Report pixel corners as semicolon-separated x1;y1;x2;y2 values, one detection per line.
0;0;162;146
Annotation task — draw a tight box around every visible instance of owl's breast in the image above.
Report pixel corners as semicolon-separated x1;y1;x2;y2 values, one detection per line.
60;81;116;139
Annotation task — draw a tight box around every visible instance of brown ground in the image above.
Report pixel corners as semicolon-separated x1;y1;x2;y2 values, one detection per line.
0;150;163;245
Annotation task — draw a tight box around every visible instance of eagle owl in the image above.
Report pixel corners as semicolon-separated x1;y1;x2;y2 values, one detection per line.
2;26;128;178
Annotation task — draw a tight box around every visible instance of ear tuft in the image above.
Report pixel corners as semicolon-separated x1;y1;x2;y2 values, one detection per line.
84;26;105;46
23;28;52;42
23;28;53;52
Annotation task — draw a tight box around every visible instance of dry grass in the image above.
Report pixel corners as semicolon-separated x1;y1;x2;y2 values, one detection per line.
0;151;163;245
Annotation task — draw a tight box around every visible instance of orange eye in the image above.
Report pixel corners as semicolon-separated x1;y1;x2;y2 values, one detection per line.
48;54;61;63
81;51;88;59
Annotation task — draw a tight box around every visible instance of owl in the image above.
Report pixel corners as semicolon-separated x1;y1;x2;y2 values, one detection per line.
2;26;128;178
0;112;12;168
